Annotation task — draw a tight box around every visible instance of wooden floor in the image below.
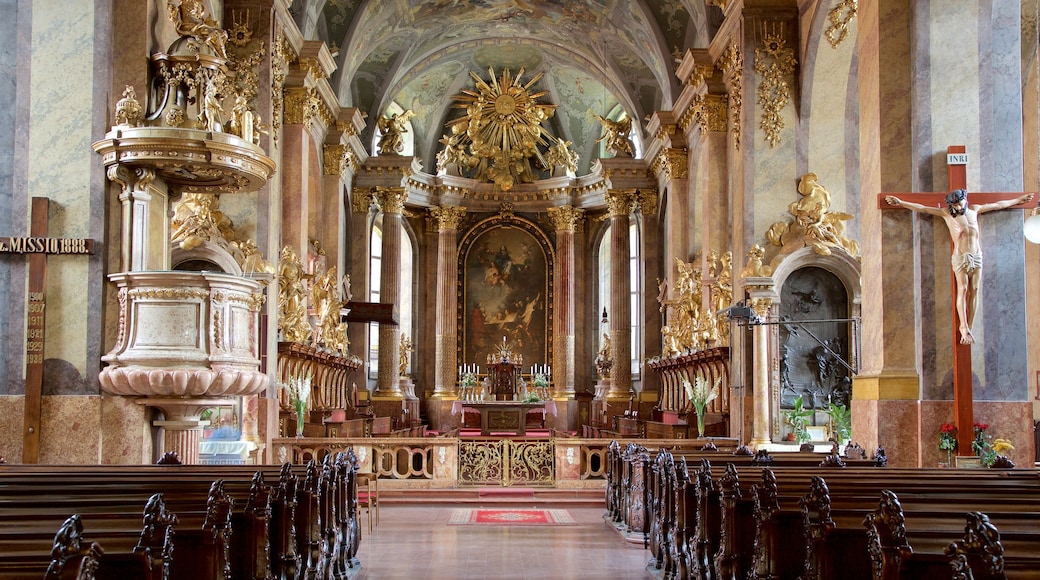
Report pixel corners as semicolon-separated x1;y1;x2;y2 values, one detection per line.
355;504;649;579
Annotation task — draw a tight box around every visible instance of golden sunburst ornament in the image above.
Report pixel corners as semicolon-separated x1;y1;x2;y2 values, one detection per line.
442;67;558;190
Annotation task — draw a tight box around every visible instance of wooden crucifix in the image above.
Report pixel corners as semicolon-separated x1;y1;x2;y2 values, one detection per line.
0;197;93;463
879;146;1035;453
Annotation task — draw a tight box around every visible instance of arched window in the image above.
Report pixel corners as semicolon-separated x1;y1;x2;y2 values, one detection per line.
597;219;642;377
368;215;414;377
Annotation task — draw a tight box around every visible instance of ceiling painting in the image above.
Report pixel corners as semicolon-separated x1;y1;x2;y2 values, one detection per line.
314;0;696;181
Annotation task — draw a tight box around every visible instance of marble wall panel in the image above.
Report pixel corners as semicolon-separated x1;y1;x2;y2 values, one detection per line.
0;396;25;461
40;395;101;464
101;394;151;464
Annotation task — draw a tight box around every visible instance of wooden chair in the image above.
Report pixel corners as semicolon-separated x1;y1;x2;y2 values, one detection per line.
357;473;379;532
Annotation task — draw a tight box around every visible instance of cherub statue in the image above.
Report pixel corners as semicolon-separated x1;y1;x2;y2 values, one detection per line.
377;110;415;155
594;114;635;157
114;85;143;128
766;173;859;257
740;244;772;278
171;193;232;250
167;0;229;59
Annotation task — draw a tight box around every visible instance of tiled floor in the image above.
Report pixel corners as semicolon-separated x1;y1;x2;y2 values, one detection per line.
354;505;651;579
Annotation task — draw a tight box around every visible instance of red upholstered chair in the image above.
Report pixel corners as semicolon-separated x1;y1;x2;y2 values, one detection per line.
357;473;379;531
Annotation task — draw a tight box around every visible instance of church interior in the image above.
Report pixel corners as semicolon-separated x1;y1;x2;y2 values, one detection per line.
3;0;1040;490
1;0;1040;576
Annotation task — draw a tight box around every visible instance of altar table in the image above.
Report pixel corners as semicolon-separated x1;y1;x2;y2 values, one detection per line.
451;401;554;435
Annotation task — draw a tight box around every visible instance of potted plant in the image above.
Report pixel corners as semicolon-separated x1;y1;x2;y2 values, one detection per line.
824;402;851;446
782;395;813;445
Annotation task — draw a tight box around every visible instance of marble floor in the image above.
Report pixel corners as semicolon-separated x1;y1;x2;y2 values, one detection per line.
354;505;651;580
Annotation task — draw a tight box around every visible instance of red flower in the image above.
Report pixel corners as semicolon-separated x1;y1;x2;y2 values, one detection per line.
974;422;989;431
940;422;957;434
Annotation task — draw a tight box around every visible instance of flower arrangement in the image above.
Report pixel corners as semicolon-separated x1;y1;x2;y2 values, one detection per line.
532;373;549;389
461;372;477;388
938;422;958;451
971;422;1015;467
283;372;313;436
683;376;720;438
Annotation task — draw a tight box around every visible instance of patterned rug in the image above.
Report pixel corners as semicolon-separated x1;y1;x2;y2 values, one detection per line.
447;508;577;526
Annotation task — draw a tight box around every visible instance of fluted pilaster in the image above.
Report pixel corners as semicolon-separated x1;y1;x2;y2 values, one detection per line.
748;295;773;447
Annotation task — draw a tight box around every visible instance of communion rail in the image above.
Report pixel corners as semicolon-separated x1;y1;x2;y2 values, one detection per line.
271;436;712;487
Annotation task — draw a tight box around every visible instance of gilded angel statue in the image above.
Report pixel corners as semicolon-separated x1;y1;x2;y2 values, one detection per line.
377;110;415;155
594;114;635;157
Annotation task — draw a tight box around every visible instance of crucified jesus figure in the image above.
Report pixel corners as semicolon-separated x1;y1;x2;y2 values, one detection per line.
886;190;1034;345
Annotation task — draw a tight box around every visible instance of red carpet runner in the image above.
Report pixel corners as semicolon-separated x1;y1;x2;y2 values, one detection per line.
447;508;577;525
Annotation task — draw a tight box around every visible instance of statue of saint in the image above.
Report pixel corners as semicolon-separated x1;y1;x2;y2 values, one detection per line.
399;333;414;377
595;333;613;378
886;190;1034;344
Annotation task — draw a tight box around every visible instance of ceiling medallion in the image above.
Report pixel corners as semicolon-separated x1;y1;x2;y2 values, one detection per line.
440;67;559;191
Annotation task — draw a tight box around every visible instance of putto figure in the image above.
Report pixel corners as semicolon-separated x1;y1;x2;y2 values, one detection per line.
886;189;1034;345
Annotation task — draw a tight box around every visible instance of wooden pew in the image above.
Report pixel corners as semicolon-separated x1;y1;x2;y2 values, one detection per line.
0;455;363;580
618;443;1040;580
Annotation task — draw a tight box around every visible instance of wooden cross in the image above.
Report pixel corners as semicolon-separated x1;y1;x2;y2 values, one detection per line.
878;146;1035;453
0;197;93;463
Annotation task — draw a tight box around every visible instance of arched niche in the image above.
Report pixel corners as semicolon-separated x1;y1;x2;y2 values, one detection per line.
759;246;862;441
171;240;242;275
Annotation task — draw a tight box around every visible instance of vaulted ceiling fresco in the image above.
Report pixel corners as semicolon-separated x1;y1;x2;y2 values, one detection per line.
293;0;719;176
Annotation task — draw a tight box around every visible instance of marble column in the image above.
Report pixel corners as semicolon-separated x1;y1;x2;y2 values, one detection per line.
604;190;634;399
546;205;583;399
374;187;407;397
142;398;230;465
748;295;774;448
430;205;467;398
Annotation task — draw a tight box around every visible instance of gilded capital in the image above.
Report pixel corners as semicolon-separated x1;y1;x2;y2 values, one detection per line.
429;205;467;231
351;188;374;214
636;190;658;216
323;144;349;176
284;86;321;127
546;205;585;232
651;148;688;180
604;189;636;217
704;94;728;133
375;186;407;214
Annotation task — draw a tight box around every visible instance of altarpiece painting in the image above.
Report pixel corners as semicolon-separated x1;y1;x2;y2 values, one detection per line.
459;219;553;369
